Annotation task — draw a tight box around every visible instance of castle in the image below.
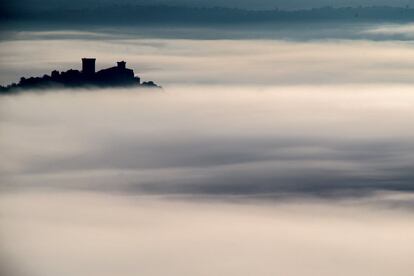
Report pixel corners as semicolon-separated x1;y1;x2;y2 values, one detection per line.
0;58;160;92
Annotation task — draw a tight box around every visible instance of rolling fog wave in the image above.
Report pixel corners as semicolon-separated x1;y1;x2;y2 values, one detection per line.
2;29;414;276
1;85;413;198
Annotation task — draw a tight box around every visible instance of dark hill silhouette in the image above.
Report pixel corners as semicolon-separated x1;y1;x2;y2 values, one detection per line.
2;5;414;25
0;58;161;93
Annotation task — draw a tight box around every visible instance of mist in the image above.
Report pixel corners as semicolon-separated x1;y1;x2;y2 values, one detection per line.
1;85;414;196
3;29;414;86
2;191;414;276
1;29;414;276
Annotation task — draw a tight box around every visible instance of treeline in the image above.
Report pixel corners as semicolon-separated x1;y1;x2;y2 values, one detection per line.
2;5;414;25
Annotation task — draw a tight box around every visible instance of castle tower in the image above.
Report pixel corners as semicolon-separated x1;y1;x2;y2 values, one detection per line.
82;58;96;76
117;61;126;70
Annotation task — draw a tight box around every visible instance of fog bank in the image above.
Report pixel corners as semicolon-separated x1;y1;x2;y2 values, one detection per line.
1;191;414;276
1;86;414;197
2;28;414;276
3;32;414;86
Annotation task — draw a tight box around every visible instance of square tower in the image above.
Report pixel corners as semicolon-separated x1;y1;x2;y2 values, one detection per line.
82;58;96;76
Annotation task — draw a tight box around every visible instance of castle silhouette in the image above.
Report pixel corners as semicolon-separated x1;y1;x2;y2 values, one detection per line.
0;58;160;93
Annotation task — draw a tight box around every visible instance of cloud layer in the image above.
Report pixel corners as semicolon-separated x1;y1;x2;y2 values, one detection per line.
1;191;414;276
1;32;414;198
1;86;414;198
1;29;414;276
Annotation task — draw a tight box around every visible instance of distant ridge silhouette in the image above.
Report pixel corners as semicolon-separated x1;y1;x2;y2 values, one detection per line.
2;5;414;25
0;58;161;93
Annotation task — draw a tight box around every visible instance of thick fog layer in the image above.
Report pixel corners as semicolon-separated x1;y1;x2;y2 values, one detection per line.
1;85;414;197
3;29;414;86
1;30;414;276
1;192;414;276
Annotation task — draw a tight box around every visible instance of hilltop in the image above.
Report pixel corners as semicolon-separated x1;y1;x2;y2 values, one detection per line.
0;58;161;93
